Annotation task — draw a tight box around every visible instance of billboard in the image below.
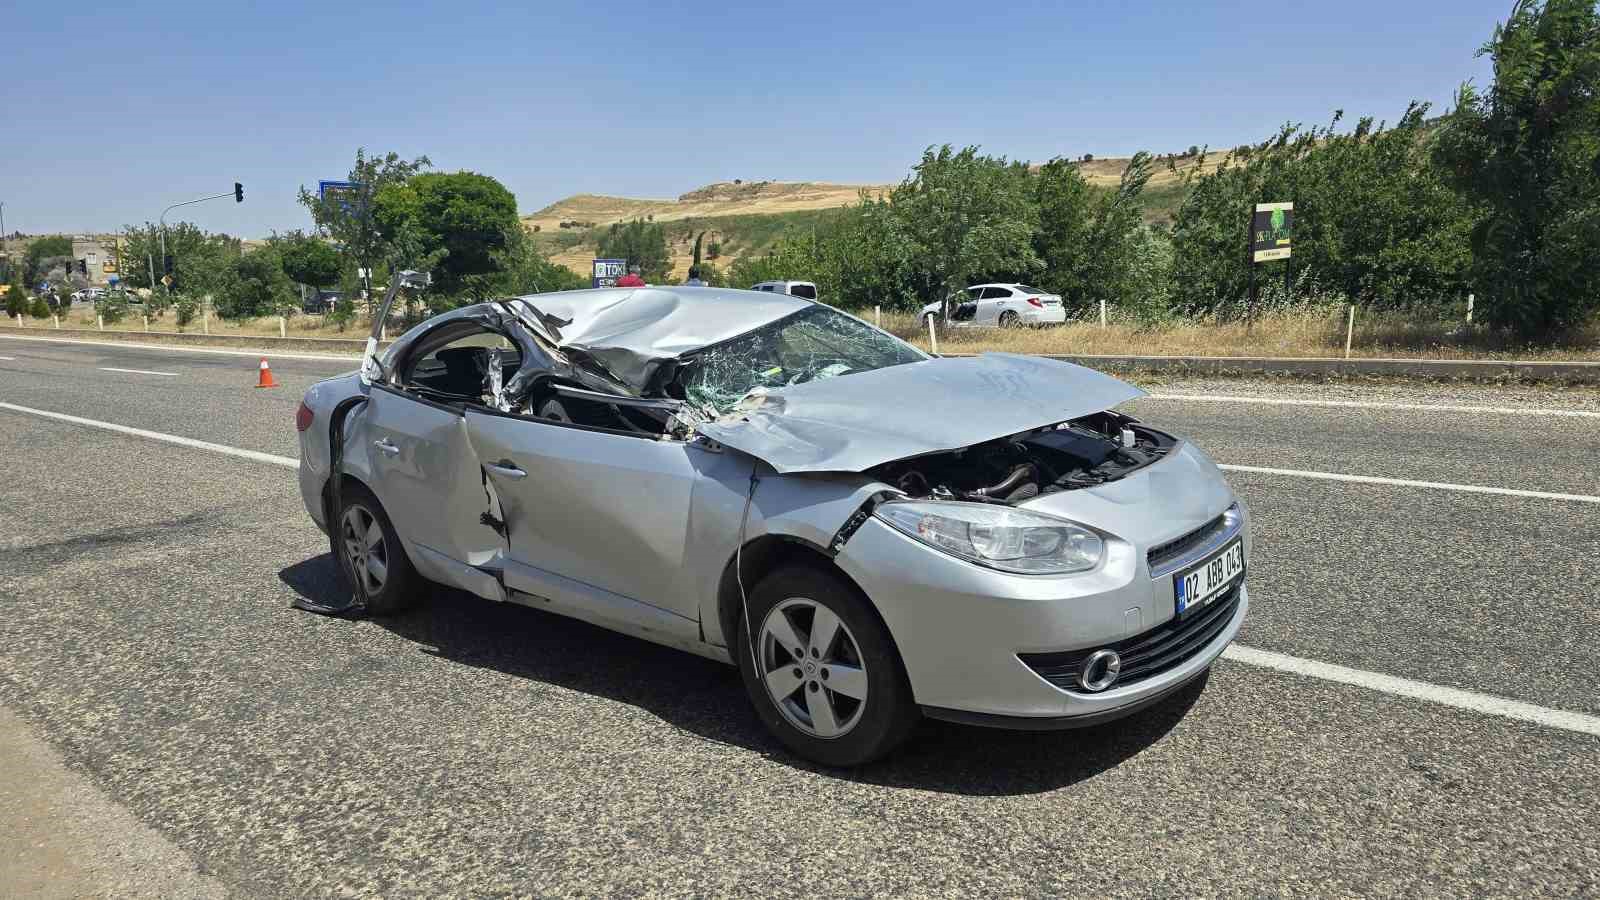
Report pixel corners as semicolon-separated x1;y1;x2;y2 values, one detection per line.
592;258;625;289
1251;202;1293;262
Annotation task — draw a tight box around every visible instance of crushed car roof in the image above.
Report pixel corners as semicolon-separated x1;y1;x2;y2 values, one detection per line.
509;287;813;391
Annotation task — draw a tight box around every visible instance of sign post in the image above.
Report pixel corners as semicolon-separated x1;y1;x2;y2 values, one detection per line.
1248;202;1293;325
592;258;625;289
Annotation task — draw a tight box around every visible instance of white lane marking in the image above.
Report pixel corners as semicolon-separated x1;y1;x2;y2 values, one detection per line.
1144;393;1600;419
0;401;297;469
0;355;14;360
1218;463;1600;504
0;333;361;362
1225;645;1600;738
2;398;1597;737
98;366;177;377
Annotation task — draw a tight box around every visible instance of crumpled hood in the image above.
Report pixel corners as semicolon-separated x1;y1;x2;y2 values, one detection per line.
696;353;1145;473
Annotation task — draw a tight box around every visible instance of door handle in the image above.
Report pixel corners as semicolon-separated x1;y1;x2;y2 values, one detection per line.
484;461;527;480
373;438;400;457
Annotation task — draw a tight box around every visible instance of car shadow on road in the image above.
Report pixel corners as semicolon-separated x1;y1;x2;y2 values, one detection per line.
279;554;1203;797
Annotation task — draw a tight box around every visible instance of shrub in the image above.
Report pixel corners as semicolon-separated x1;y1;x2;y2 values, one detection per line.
4;289;26;318
174;294;199;328
96;291;129;324
29;296;51;318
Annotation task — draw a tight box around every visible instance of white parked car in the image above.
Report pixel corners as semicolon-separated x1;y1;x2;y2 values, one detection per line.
750;280;818;300
920;284;1066;327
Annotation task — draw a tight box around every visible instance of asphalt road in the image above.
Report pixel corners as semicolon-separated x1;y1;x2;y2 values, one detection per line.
1;334;1597;898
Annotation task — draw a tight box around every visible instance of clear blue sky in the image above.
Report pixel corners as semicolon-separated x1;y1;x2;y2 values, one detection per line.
7;0;1508;238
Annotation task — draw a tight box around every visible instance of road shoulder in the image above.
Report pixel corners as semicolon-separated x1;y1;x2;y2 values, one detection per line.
0;704;228;900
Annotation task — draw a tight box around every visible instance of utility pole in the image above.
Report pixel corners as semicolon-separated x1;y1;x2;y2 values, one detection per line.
1;201;8;283
157;183;243;295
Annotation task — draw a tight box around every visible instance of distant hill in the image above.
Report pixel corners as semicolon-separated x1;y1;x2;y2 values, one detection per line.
525;155;1223;279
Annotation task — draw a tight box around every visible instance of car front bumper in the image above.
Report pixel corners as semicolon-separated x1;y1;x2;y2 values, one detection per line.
833;513;1248;724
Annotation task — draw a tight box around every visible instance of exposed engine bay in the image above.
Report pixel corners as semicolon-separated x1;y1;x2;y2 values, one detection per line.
869;411;1177;504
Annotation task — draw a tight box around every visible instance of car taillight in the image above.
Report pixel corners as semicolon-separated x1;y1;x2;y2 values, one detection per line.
1027;297;1044;308
295;401;315;432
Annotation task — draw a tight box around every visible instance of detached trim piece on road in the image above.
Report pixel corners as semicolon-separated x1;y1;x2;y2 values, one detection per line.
5;399;1600;738
0;401;297;470
1224;645;1600;737
1219;463;1600;505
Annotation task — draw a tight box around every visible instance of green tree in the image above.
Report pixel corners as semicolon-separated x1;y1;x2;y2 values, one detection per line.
373;171;521;300
596;219;671;282
28;295;51;318
216;249;295;319
887;145;1040;302
297;149;431;302
1434;0;1600;337
119;222;242;301
23;236;71;284
4;288;27;318
277;231;342;290
1169;106;1474;318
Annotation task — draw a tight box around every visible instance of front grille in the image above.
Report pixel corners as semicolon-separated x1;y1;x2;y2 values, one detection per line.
1147;510;1230;575
1018;584;1242;693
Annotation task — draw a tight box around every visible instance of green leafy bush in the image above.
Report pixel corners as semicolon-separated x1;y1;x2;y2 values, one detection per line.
96;291;129;324
29;296;51;318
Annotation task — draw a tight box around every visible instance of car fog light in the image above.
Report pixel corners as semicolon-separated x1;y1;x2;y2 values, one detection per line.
1078;649;1121;692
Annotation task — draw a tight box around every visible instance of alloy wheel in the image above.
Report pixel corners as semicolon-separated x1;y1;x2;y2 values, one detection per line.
757;598;869;739
340;504;388;596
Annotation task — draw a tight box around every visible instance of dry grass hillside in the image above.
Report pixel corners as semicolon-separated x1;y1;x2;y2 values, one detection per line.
521;180;892;233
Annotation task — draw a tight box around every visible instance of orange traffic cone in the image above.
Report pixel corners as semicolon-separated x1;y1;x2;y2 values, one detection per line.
255;357;278;389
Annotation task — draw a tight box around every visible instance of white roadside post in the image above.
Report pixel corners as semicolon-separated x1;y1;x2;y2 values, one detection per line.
1467;293;1475;324
279;315;286;338
926;314;939;354
97;315;104;331
1100;298;1107;329
53;315;59;329
1345;304;1356;359
874;305;881;328
143;315;150;333
202;309;209;334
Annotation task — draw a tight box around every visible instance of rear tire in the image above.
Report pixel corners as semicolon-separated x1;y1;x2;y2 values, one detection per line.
330;482;424;615
736;564;919;766
998;310;1021;328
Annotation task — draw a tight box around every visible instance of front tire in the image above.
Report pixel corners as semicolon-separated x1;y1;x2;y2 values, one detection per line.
331;482;424;615
736;564;919;766
998;310;1021;328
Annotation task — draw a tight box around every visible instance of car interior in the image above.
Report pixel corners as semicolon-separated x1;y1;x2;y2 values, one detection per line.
399;321;676;437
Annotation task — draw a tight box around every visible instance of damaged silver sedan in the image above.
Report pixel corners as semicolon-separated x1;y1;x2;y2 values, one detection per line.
294;282;1250;766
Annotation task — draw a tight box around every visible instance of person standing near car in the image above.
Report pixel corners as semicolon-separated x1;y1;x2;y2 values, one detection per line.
684;266;706;287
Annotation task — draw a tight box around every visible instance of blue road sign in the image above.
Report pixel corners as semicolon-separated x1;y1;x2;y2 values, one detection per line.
318;181;364;217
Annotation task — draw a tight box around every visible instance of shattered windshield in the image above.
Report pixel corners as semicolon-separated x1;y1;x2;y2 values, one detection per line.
681;306;927;413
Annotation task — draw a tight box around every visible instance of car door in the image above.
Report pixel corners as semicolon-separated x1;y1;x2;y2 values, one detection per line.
360;325;510;575
974;286;1011;325
463;406;705;623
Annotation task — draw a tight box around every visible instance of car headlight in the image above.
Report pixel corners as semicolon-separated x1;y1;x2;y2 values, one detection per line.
874;501;1104;575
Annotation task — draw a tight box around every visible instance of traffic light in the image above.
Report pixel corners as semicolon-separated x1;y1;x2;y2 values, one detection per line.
234;182;244;203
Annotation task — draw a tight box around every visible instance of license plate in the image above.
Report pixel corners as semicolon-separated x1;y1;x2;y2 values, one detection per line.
1175;539;1244;616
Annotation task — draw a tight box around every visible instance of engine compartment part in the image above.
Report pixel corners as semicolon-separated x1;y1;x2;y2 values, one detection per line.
868;411;1177;505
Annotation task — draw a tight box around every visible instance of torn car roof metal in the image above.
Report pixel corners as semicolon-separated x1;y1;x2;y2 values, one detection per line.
695;353;1147;474
507;287;812;394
